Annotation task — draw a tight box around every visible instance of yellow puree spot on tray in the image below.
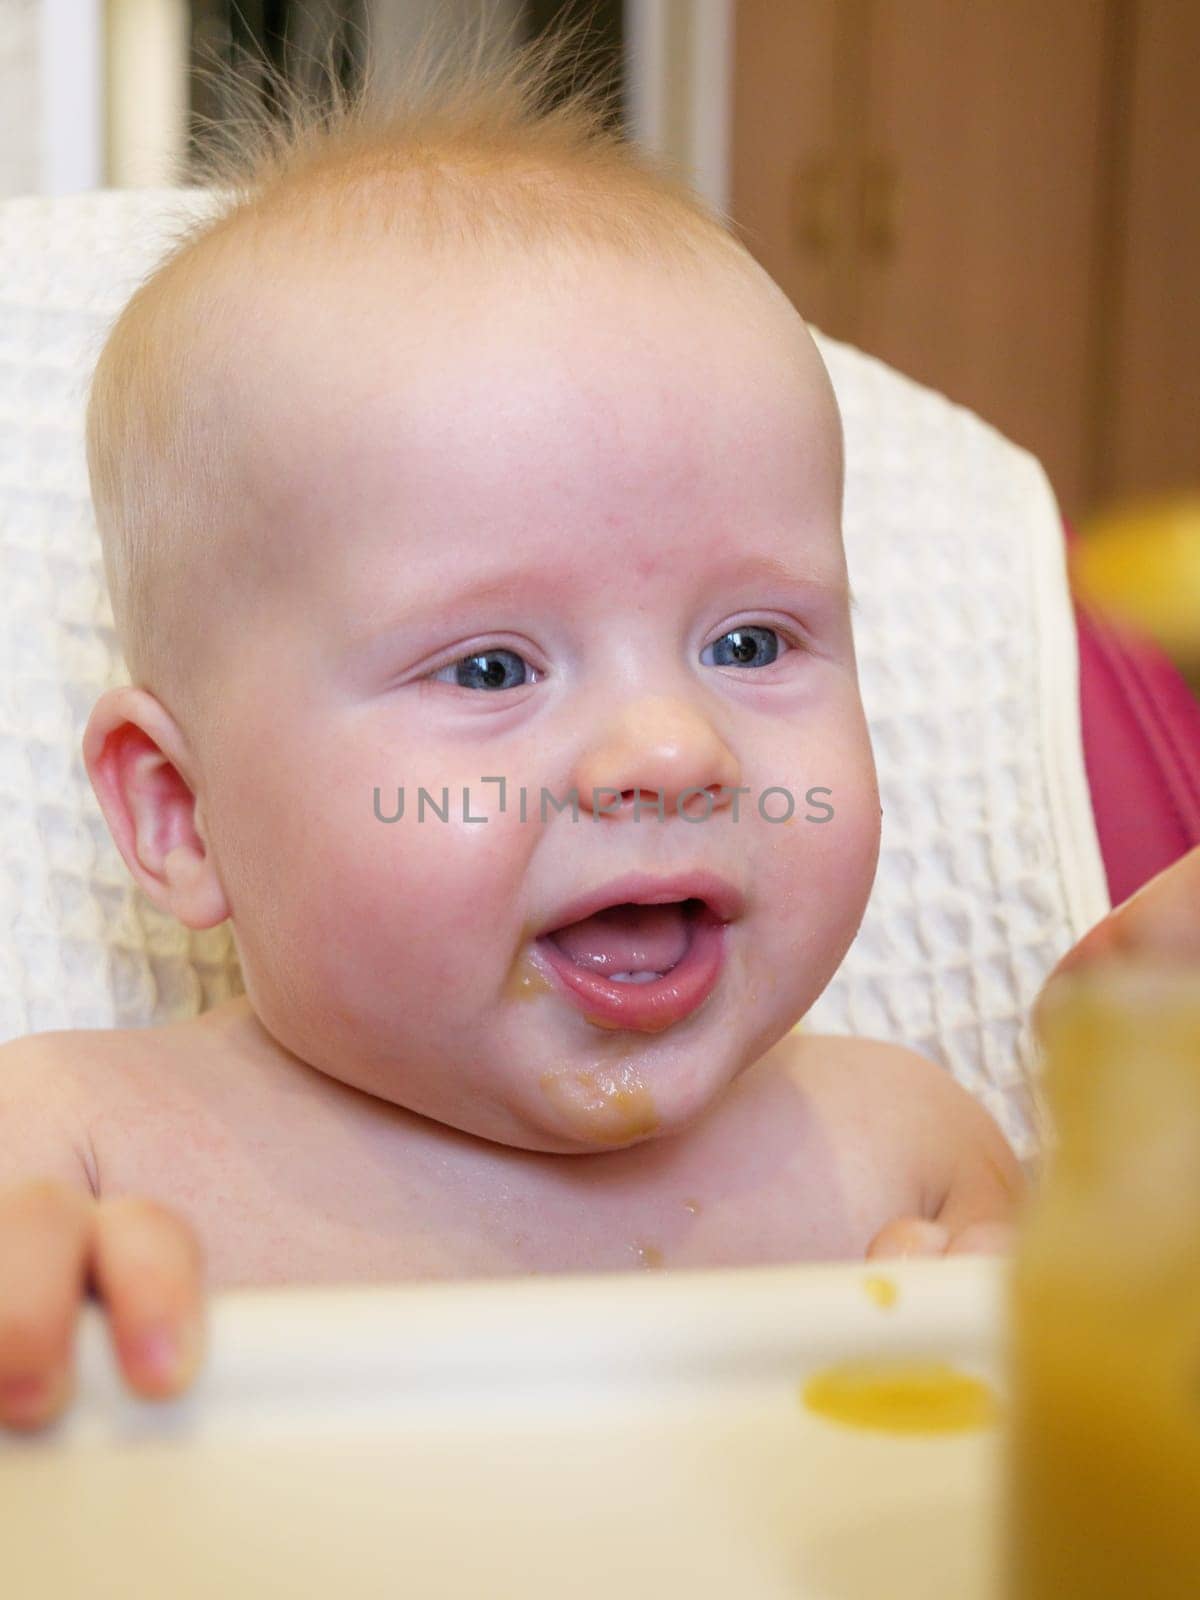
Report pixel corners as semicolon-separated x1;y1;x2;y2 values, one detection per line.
801;1361;1003;1434
862;1275;898;1309
539;1064;661;1143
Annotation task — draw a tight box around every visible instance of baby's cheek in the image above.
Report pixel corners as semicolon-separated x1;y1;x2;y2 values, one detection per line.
754;732;880;990
764;706;879;867
823;767;882;892
318;803;525;999
810;768;881;930
809;705;881;879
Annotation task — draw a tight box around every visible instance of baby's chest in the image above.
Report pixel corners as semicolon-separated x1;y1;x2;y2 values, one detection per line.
83;1041;895;1286
107;1133;879;1288
86;1069;501;1288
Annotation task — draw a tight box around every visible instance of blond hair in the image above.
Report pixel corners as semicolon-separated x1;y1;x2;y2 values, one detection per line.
85;9;757;727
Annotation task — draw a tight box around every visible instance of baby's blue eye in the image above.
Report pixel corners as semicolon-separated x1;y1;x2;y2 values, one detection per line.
701;625;784;668
433;648;533;691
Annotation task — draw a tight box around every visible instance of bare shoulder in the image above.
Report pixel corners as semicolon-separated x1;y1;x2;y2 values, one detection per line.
0;1013;219;1195
0;1028;114;1194
773;1028;1021;1219
0;1020;156;1100
0;1024;118;1097
1;1009;226;1088
777;1026;965;1108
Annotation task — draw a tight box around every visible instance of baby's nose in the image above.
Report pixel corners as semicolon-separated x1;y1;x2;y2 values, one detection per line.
572;697;741;820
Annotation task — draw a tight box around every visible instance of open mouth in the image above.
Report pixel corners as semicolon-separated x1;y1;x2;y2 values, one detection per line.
532;897;728;1032
544;897;702;980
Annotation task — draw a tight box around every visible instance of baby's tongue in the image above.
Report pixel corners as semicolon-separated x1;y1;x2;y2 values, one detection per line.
548;901;692;975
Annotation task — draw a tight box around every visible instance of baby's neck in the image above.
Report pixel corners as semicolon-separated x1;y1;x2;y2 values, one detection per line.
147;995;842;1279
193;992;728;1193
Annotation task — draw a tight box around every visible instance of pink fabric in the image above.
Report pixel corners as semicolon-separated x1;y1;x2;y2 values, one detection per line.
1066;517;1200;906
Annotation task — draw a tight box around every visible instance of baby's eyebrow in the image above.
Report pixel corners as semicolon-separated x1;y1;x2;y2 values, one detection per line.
349;561;855;652
350;570;541;649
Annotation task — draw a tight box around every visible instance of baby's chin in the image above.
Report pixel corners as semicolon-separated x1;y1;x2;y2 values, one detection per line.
483;1039;758;1155
529;1059;669;1151
413;1074;670;1155
465;988;809;1154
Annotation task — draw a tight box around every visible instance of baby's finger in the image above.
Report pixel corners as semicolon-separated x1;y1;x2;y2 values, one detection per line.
865;1217;951;1260
1043;845;1200;992
1040;917;1121;986
90;1195;207;1399
0;1180;93;1430
945;1220;1016;1256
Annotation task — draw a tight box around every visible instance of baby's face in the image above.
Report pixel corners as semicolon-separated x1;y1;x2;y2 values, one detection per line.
193;246;880;1152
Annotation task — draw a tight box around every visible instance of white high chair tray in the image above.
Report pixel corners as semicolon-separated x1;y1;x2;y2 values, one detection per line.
0;1255;1010;1598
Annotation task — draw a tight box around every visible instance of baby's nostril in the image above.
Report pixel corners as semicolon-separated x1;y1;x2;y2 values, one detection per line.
679;785;723;818
608;787;724;818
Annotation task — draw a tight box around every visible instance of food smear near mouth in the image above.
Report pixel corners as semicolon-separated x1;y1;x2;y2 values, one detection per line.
535;899;727;1032
503;949;554;1001
539;1063;661;1144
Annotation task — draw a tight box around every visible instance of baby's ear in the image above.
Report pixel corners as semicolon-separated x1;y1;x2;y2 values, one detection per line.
81;687;230;930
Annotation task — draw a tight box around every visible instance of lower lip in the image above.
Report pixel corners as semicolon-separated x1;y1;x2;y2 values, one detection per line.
532;905;729;1033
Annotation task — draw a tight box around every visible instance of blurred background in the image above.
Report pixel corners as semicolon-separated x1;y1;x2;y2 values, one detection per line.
2;0;1197;674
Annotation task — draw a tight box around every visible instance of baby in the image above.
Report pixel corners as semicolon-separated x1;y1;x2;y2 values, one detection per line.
0;23;1025;1433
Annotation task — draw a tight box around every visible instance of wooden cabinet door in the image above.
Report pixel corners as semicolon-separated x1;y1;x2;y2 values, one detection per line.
860;1;1108;522
730;1;845;335
1106;1;1200;505
732;1;1109;524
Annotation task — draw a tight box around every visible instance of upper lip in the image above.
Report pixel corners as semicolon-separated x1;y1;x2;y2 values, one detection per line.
536;871;746;938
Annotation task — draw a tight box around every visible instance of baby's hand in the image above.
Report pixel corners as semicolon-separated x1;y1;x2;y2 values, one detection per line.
865;1215;1017;1260
1036;844;1200;1007
0;1180;206;1433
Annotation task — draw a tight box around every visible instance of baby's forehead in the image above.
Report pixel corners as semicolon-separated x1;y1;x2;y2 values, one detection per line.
216;243;833;457
208;221;815;376
189;300;847;698
191;232;842;580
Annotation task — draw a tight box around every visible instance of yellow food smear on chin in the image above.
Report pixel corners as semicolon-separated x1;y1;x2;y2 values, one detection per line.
539;1064;661;1144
